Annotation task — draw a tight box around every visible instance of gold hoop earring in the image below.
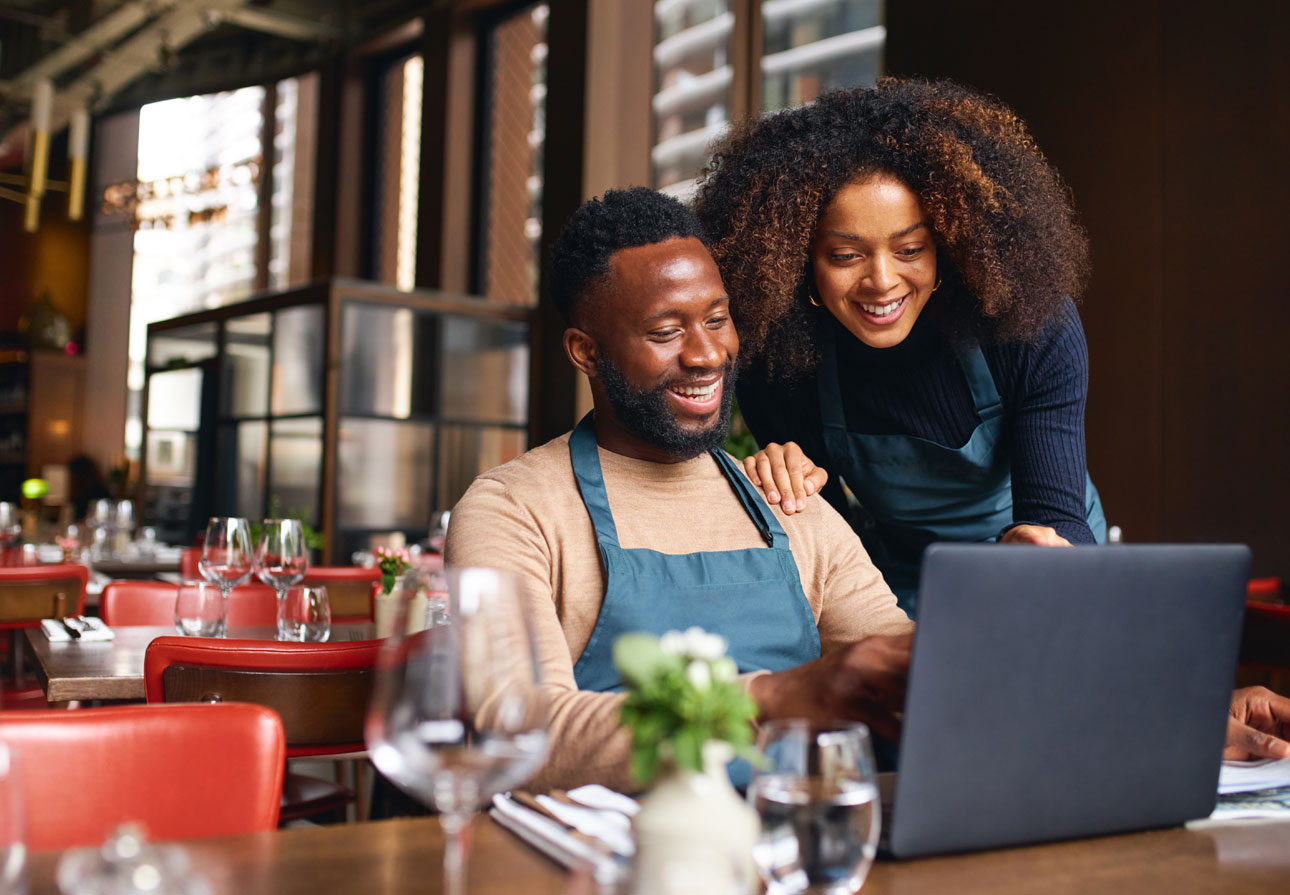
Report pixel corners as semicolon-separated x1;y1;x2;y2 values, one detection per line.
808;288;823;308
931;277;943;293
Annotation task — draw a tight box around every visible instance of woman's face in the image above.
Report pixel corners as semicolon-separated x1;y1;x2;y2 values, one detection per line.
811;175;937;349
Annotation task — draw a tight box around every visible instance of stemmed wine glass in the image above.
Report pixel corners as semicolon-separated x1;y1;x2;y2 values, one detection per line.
198;517;253;631
366;567;548;895
254;519;308;640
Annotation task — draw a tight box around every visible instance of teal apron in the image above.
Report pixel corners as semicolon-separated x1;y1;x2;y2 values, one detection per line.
569;413;821;693
817;321;1106;616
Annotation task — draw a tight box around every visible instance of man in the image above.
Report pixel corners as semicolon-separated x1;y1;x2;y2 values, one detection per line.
446;188;1289;793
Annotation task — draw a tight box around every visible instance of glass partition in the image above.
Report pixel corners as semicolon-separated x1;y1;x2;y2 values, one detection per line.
143;280;533;559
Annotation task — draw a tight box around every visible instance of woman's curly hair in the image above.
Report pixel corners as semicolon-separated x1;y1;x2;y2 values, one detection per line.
694;78;1090;379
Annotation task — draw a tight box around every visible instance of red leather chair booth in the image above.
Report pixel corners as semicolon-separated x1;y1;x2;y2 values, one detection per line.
1;563;89;708
143;636;381;822
100;580;278;627
2;703;285;851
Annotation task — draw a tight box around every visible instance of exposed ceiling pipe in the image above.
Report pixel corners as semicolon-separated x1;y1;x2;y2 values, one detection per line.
216;7;341;42
2;0;181;96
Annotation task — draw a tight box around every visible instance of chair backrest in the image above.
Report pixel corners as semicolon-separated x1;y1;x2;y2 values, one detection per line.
143;636;381;757
0;703;284;851
300;566;380;621
0;563;88;630
100;580;278;627
179;547;201;580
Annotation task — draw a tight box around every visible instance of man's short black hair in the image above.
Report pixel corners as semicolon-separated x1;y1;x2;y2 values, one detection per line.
547;186;708;324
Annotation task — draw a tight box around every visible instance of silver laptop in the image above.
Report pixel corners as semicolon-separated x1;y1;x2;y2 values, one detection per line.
884;543;1250;858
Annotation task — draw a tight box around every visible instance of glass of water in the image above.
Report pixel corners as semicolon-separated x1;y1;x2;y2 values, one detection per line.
748;720;881;894
281;586;331;642
173;580;227;638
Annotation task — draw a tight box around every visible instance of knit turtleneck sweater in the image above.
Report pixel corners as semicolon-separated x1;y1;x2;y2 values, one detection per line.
737;299;1097;548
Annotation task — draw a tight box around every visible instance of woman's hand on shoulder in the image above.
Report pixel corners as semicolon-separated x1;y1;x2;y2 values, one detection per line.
1000;524;1071;546
743;442;828;514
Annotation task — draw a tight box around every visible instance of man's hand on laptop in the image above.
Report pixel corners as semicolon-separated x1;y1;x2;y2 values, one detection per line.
748;633;912;741
1224;686;1290;760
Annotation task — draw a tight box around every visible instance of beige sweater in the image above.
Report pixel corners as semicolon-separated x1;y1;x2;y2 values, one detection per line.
445;432;912;792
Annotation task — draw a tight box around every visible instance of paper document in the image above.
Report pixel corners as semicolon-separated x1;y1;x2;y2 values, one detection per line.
1218;757;1290;794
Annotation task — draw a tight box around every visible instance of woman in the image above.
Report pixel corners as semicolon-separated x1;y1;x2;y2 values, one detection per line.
695;79;1104;613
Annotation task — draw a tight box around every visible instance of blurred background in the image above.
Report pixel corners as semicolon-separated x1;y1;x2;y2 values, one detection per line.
0;0;1285;574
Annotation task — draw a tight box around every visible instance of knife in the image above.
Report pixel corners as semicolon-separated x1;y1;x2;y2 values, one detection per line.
59;617;82;639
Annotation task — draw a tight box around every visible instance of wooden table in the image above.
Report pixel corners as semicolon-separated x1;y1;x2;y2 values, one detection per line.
23;623;376;702
24;814;1290;894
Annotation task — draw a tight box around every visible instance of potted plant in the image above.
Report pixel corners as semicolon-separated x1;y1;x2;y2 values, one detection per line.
613;627;760;895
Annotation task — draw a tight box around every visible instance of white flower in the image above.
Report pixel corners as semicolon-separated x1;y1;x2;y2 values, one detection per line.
712;657;737;682
659;630;686;656
682;626;727;661
686;659;712;690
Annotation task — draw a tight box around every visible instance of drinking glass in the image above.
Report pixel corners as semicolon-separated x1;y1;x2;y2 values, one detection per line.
748;721;881;895
254;519;308;640
366;567;548;895
174;580;227;638
281;586;331;642
0;742;28;895
199;517;253;612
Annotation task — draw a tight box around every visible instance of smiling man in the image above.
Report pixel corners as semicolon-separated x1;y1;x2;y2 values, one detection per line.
446;188;914;792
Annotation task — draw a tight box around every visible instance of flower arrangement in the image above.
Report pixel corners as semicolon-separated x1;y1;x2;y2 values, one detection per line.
613;627;760;784
375;545;413;595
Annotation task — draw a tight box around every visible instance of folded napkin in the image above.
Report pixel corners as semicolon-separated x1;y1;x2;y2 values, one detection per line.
1219;757;1290;795
490;788;635;882
41;617;115;642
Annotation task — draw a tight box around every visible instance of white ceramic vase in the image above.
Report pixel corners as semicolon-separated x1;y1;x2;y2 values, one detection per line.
632;741;758;895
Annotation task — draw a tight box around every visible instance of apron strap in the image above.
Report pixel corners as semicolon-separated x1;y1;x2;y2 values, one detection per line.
952;340;1004;423
709;449;786;549
570;412;621;549
816;321;848;431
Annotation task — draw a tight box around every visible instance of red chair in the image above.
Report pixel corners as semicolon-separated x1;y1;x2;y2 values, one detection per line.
1;703;284;851
179;547;201;580
1;563;89;708
1247;577;1283;603
301;566;380;622
100;580;278;627
144;636;381;822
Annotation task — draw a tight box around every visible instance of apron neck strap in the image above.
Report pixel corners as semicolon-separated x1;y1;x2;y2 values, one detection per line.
570;412;788;551
709;449;787;549
570;412;621;548
818;318;1004;424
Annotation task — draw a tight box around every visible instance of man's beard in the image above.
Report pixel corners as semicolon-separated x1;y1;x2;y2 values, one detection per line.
597;355;737;460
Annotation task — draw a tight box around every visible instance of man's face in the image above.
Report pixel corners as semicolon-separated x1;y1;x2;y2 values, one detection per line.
584;237;739;459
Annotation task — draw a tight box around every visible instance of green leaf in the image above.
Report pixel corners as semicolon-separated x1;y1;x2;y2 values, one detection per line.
671;725;705;774
613;633;675;686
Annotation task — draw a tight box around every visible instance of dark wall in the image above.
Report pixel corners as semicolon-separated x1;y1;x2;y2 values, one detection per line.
887;1;1290;576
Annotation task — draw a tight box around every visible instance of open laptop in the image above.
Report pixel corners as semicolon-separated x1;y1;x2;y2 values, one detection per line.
883;543;1250;858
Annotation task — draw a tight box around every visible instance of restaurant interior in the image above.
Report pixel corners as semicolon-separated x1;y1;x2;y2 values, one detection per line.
1;1;1288;893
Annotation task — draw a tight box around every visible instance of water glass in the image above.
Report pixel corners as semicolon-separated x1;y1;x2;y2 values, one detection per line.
0;742;28;895
174;580;227;638
281;586;331;642
748;721;881;895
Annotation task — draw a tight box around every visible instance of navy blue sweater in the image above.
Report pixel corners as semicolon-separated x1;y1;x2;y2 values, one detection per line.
737;300;1097;546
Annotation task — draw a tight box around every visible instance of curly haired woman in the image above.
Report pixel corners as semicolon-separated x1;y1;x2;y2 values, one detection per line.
694;79;1105;613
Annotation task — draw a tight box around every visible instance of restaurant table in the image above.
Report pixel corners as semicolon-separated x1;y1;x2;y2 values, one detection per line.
23;623;376;702
24;814;1290;895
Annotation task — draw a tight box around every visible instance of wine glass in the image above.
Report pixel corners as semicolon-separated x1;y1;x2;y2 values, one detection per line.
199;517;253;624
281;585;330;642
174;580;227;638
366;567;548;895
747;721;881;895
254;519;308;640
